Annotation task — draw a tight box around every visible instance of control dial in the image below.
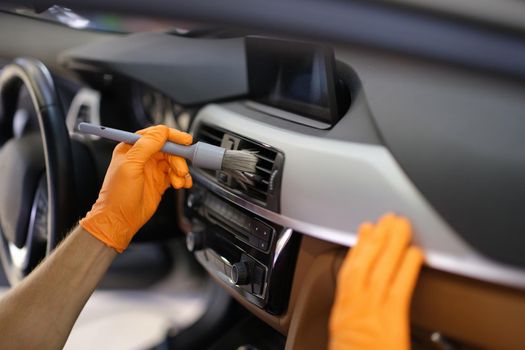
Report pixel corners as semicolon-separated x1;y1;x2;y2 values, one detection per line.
231;262;250;285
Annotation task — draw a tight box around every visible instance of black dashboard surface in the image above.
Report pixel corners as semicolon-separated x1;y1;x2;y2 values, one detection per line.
60;32;247;106
343;49;525;266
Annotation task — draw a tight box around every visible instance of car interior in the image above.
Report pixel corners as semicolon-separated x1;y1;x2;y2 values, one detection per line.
0;1;525;349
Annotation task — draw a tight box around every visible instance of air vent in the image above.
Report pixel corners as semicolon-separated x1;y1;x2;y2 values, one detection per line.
196;124;223;146
66;88;101;137
195;124;283;211
77;104;91;123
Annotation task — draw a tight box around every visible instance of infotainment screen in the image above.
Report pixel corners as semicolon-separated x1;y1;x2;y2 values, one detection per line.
246;37;341;125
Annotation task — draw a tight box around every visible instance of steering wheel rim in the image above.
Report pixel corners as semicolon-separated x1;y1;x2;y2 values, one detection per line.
0;58;76;284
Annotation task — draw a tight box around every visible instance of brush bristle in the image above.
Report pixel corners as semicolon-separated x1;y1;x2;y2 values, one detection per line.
221;150;258;173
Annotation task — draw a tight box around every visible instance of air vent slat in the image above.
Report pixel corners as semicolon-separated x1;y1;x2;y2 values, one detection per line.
254;159;274;171
253;153;275;164
198;130;223;144
255;166;272;175
248;188;267;201
247;182;268;193
199;136;220;146
195;124;281;208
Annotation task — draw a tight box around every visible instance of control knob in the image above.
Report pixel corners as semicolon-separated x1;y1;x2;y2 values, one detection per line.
231;262;250;285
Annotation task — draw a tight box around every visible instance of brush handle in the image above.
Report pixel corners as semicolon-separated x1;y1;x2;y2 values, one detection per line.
77;122;225;170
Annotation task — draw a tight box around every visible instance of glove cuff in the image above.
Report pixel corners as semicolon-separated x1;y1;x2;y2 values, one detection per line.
80;211;132;253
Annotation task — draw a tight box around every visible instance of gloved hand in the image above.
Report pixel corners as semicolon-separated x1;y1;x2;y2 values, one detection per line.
80;125;193;253
329;214;424;350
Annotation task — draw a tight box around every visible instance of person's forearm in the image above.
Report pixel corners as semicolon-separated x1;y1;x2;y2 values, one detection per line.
0;226;117;350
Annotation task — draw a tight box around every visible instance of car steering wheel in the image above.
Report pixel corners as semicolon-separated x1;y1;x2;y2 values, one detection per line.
0;58;76;284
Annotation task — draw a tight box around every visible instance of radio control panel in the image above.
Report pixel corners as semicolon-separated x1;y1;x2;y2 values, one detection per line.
185;183;300;314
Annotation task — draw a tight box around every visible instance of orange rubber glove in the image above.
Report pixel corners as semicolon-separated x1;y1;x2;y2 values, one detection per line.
329;214;424;350
80;125;193;253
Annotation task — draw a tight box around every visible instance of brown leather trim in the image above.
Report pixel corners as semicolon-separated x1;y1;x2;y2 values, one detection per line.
285;244;343;350
411;268;525;349
286;242;525;350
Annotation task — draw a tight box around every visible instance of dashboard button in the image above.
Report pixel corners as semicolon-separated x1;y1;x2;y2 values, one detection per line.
258;239;269;251
253;219;273;241
244;233;269;251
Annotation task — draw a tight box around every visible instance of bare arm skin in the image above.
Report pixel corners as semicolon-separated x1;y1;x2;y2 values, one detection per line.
0;125;192;350
0;226;116;350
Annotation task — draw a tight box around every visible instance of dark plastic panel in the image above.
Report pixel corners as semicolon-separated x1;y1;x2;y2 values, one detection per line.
341;48;525;266
60;32;247;105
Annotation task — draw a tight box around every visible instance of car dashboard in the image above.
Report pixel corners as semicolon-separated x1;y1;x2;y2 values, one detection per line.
57;29;525;349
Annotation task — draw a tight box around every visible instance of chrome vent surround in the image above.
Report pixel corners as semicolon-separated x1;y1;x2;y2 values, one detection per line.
195;124;284;211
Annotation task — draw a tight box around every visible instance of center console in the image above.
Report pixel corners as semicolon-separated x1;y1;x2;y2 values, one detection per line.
185;123;300;315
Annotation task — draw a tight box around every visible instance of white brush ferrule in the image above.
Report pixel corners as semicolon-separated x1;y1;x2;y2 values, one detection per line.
190;142;225;170
162;141;225;169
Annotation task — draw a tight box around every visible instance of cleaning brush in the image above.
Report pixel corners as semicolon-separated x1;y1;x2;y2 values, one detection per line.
77;122;258;173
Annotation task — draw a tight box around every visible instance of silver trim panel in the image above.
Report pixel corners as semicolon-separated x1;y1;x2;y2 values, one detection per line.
190;104;525;290
245;101;331;129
